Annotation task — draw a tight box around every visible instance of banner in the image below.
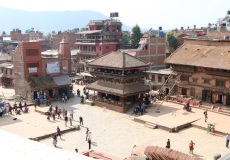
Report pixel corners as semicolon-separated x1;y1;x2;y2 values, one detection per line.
28;67;37;73
47;62;60;74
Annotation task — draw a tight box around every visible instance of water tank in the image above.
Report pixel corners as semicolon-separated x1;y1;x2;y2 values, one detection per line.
158;30;164;37
159;26;162;31
110;13;113;17
115;12;119;17
181;27;184;30
228;10;230;15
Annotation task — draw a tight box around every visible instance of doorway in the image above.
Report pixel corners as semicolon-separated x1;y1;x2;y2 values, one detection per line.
216;94;223;104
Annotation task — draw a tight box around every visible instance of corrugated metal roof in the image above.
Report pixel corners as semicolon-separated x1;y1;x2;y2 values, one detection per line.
52;75;71;86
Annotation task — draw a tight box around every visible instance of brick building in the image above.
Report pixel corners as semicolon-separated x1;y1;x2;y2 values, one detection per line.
75;17;123;72
165;37;230;107
86;50;149;113
121;37;167;70
0;62;13;87
13;37;72;101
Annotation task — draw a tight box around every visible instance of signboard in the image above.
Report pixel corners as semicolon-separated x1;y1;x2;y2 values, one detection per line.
46;62;60;74
28;67;37;73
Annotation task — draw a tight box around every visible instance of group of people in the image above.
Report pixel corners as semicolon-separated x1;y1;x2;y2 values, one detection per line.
0;101;29;117
165;139;195;155
133;103;145;116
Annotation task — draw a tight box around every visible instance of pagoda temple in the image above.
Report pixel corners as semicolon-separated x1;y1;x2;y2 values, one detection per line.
86;50;149;113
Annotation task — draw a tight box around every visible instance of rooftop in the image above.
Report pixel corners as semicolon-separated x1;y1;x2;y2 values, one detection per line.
165;43;230;70
89;51;148;69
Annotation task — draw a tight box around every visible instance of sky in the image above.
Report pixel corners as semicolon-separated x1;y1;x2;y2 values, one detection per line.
0;0;230;30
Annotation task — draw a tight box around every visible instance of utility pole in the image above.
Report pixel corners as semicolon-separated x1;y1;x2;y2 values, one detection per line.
148;28;152;71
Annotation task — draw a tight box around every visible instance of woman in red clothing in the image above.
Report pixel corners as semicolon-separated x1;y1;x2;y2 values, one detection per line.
189;140;195;154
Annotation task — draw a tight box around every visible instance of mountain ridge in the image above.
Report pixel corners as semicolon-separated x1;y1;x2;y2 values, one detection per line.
0;7;132;34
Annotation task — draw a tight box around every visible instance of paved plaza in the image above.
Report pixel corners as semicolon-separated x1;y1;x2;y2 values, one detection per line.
0;85;230;159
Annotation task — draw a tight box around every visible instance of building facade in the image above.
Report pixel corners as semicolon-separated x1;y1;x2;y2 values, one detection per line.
165;38;230;107
75;18;123;72
86;51;149;113
13;38;72;101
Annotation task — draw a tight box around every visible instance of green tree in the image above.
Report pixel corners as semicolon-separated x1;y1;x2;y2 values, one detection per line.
122;31;131;48
131;25;143;48
166;32;179;50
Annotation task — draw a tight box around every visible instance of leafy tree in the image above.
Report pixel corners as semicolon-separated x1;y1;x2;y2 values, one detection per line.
122;31;131;48
166;32;179;50
131;25;143;48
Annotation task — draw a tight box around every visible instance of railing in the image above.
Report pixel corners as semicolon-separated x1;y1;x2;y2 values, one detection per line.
90;71;147;78
76;39;121;43
95;97;133;107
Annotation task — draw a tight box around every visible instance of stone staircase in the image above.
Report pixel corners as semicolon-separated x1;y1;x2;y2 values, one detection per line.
144;122;157;129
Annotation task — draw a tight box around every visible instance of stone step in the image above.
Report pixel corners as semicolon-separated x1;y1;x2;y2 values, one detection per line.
144;122;157;129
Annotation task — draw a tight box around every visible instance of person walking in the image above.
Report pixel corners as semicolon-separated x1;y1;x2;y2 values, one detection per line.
226;134;230;148
166;139;170;149
189;140;195;154
19;101;23;112
79;116;83;126
204;110;208;122
52;134;57;147
62;107;65;118
69;114;73;126
70;110;74;120
57;109;61;119
64;115;68;127
87;131;92;149
85;128;89;141
56;126;61;139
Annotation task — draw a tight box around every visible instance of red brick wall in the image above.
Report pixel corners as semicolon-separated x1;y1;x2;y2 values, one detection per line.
11;33;29;41
22;42;42;78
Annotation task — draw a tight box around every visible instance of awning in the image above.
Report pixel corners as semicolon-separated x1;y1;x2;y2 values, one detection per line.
52;75;71;86
75;30;102;35
80;72;93;77
70;75;83;80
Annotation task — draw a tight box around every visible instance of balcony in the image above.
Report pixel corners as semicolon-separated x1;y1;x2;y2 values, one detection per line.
90;71;147;80
77;51;97;56
76;39;122;44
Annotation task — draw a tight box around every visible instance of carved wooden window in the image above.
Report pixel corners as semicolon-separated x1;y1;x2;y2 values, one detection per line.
216;79;225;87
192;78;198;83
190;87;195;96
158;76;162;83
181;75;189;82
203;78;210;84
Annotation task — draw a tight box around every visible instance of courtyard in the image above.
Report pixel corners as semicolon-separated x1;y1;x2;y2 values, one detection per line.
0;85;229;159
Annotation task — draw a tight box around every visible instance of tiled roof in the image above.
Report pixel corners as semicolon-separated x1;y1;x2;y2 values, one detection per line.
206;31;230;39
89;51;148;68
144;146;202;160
86;81;149;96
165;43;230;70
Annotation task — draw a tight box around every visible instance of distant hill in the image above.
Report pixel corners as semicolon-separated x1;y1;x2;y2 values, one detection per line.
0;7;131;34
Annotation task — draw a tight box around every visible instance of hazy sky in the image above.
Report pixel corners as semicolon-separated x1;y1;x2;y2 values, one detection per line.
0;0;229;30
